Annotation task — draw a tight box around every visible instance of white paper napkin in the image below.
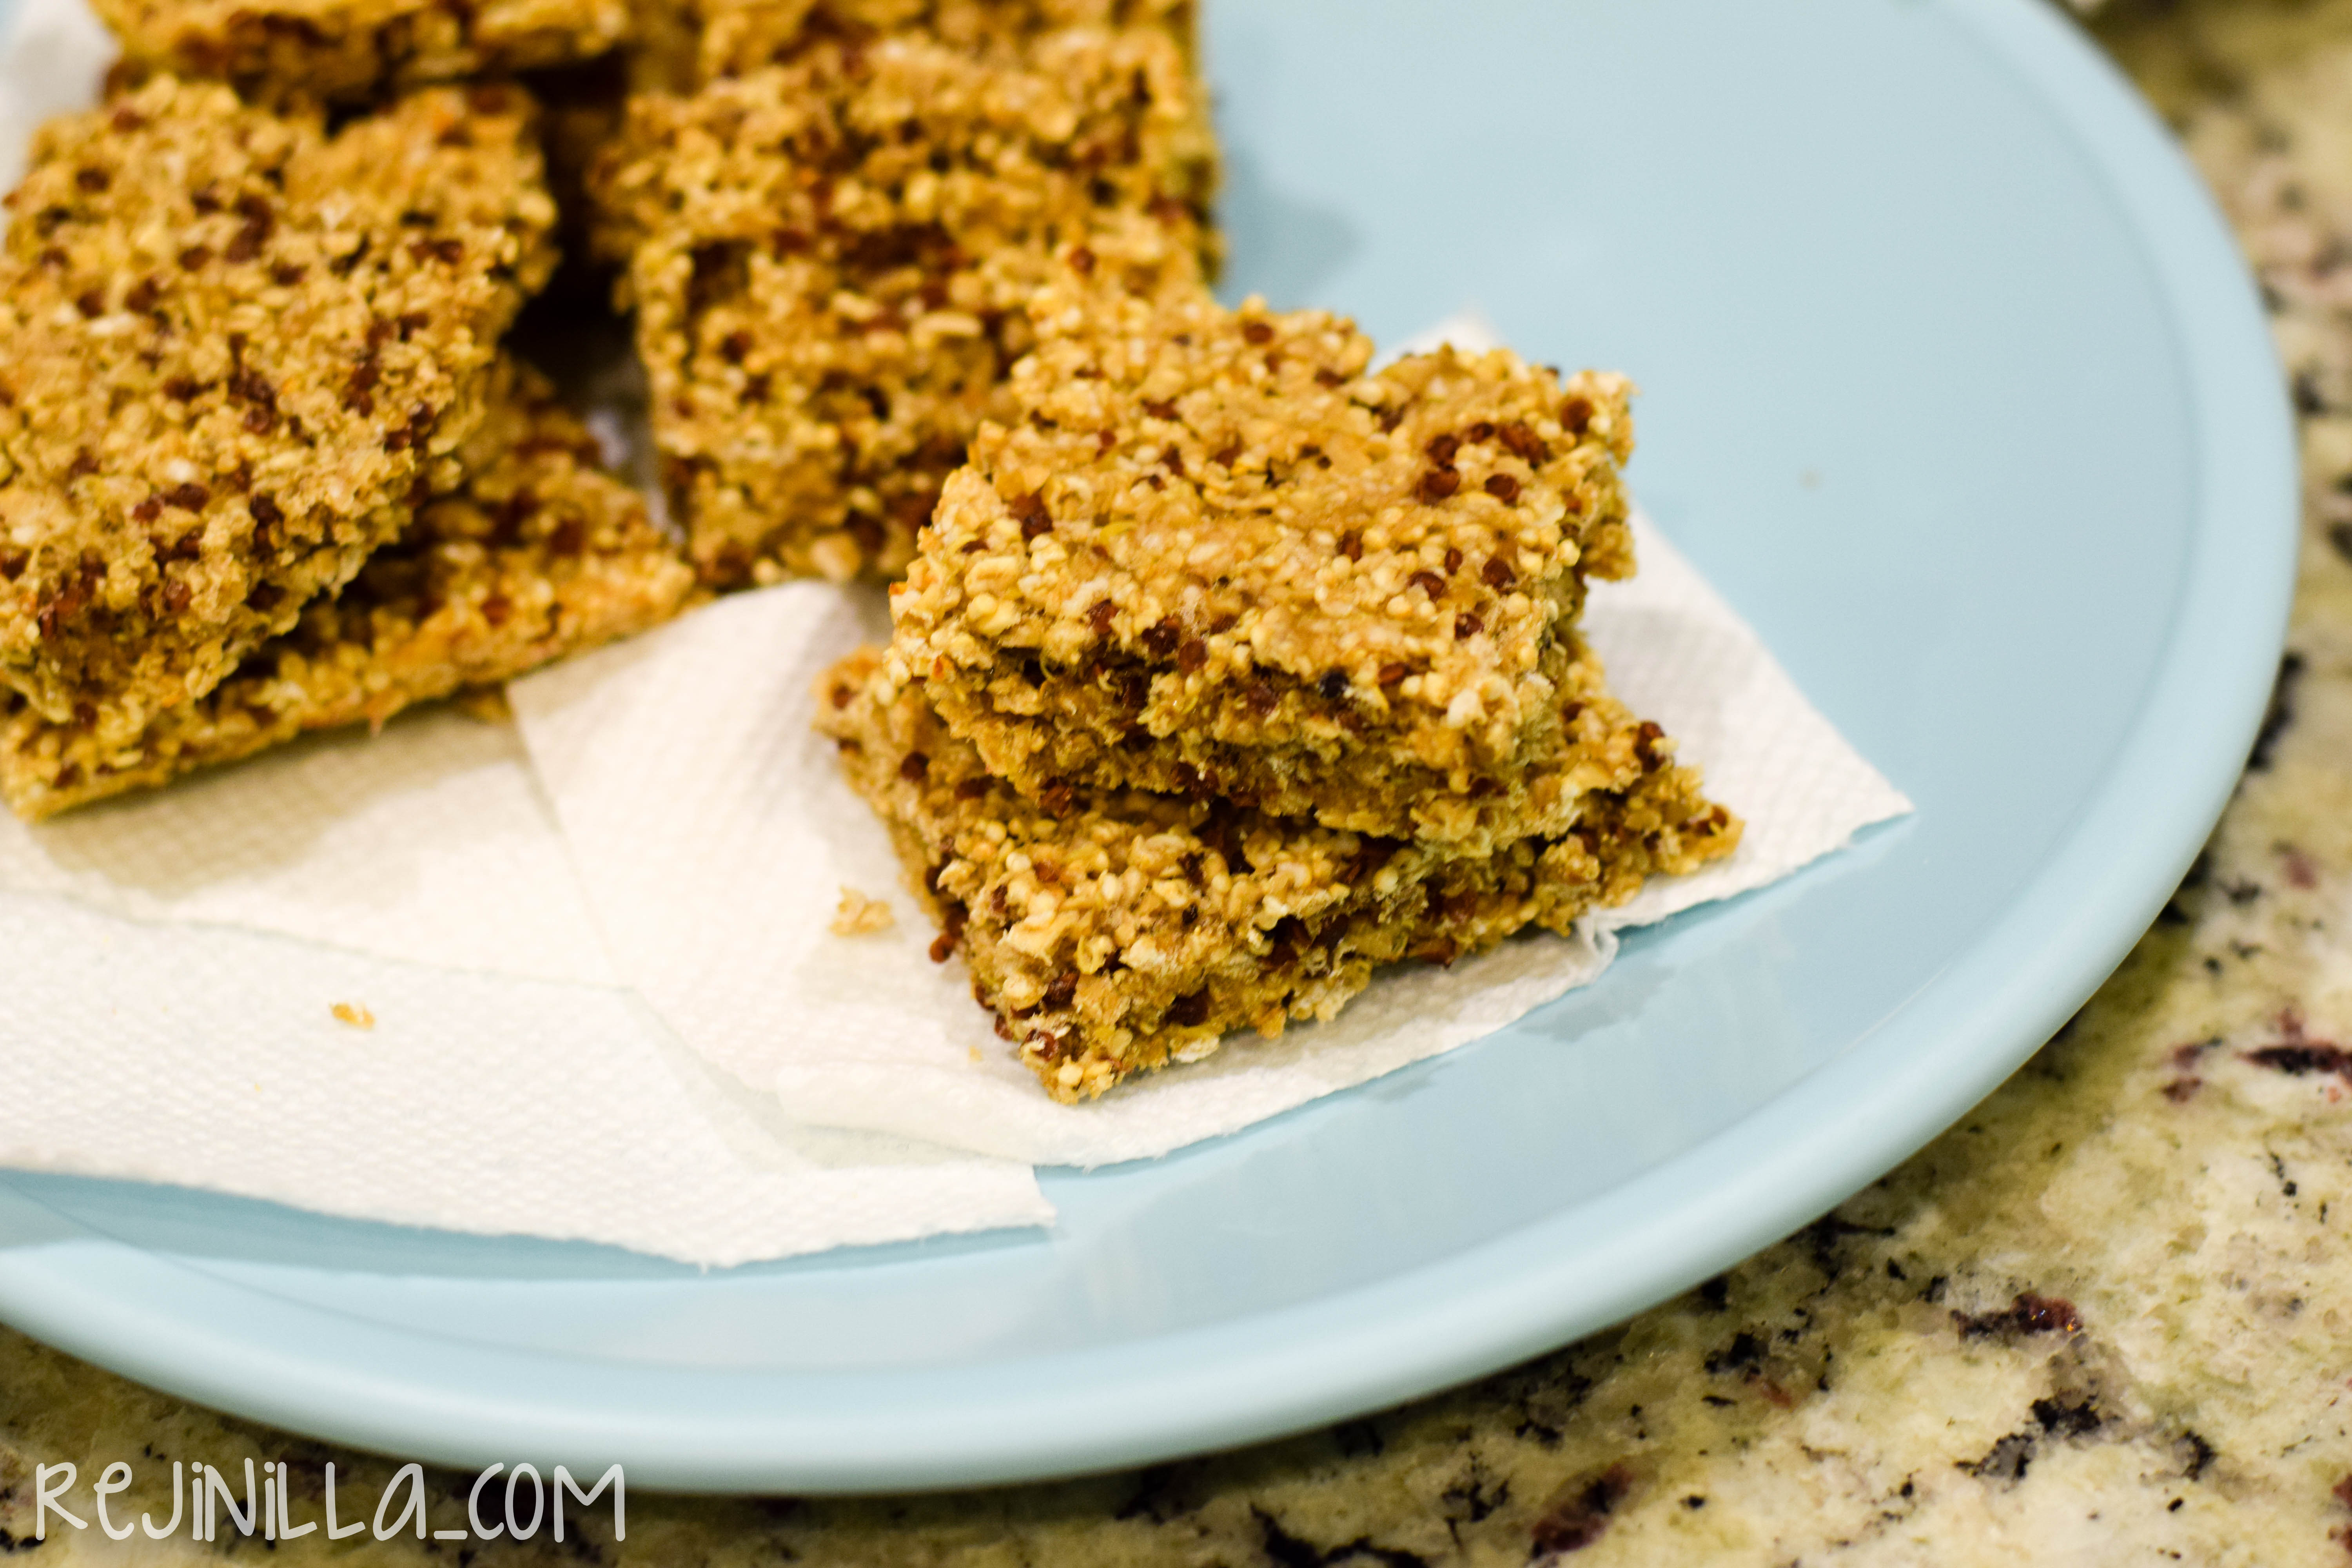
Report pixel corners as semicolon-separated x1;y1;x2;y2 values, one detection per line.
0;694;1057;1265
0;888;1051;1264
0;710;621;982
0;675;1054;1268
0;0;107;203
511;509;1911;1169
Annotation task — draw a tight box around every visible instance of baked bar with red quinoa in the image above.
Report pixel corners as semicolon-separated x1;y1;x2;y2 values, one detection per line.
819;644;1740;1101
657;0;1196;89
94;0;631;103
596;0;1206;267
0;76;559;753
588;24;1214;585
886;279;1640;849
0;363;695;820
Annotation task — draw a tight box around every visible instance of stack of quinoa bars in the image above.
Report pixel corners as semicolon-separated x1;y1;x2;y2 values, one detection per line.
818;275;1742;1100
0;11;692;819
0;0;1742;1099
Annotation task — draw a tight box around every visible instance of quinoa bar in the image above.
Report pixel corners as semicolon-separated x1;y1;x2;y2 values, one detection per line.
590;25;1214;585
887;280;1640;849
1;363;695;820
0;76;559;752
598;0;1205;267
820;644;1740;1101
94;0;631;103
650;0;1196;91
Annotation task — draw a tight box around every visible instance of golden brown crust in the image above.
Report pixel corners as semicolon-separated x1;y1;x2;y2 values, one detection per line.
0;363;695;820
695;0;1192;83
818;645;1740;1101
887;281;1641;844
624;0;1196;95
590;26;1215;585
0;77;559;751
93;0;632;103
601;0;1209;273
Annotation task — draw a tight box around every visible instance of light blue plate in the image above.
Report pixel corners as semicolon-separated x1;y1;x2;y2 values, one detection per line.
0;0;2292;1492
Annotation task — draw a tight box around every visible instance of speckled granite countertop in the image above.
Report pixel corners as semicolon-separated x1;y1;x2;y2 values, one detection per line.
7;2;2352;1561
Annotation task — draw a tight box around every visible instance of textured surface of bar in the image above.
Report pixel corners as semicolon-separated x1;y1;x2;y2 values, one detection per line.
1;365;694;820
94;0;631;102
591;26;1213;584
667;0;1195;88
0;76;559;749
889;281;1639;846
820;646;1739;1100
595;0;1204;272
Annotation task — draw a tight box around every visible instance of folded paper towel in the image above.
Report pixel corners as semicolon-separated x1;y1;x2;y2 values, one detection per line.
0;882;1052;1265
509;509;1911;1168
0;709;618;983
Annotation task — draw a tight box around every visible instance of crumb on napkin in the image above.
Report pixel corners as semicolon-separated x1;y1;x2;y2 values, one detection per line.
830;885;895;936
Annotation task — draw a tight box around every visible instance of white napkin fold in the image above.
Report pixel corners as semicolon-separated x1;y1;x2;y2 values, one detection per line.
0;710;619;982
0;689;1055;1266
0;888;1051;1265
510;511;1911;1169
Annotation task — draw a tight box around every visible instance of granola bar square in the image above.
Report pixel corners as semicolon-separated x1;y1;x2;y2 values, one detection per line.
595;0;1203;265
1;363;695;819
818;646;1739;1100
0;76;558;750
887;279;1642;848
677;0;1196;89
95;0;632;103
590;24;1214;585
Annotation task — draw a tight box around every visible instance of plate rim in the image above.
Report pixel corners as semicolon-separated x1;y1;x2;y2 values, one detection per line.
0;0;2297;1493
